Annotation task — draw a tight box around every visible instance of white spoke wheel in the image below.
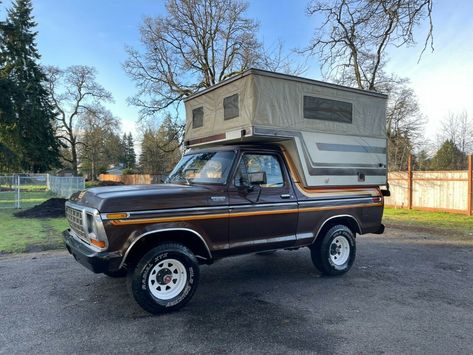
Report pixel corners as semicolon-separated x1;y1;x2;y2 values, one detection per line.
329;236;350;266
148;258;187;300
310;224;356;276
129;243;200;315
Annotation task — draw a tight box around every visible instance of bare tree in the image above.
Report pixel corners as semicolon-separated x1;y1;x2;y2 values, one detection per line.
384;77;425;170
79;106;121;180
438;111;473;155
124;0;260;119
45;65;112;175
303;0;434;91
259;40;308;76
139;116;182;175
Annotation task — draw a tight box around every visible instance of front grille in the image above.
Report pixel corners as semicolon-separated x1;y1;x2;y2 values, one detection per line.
66;206;87;241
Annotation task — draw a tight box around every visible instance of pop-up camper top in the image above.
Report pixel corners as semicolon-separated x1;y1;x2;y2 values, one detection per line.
184;69;388;188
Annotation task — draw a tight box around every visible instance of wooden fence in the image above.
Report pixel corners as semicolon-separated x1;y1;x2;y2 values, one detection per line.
385;155;473;215
98;174;166;185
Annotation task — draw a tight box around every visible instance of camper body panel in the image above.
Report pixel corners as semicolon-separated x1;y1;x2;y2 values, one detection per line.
184;69;388;188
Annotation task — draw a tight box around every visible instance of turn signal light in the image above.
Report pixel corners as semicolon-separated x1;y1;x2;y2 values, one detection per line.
106;213;128;220
90;239;106;248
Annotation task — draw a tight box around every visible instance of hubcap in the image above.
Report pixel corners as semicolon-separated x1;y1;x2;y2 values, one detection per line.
329;236;350;266
148;258;187;300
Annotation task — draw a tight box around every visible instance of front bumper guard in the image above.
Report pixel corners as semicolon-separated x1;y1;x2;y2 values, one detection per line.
63;229;123;274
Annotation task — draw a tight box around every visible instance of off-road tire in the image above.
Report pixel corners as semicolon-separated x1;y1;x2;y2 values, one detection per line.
310;225;356;276
129;243;199;314
104;268;128;278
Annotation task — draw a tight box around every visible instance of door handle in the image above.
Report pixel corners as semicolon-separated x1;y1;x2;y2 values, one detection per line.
280;194;291;199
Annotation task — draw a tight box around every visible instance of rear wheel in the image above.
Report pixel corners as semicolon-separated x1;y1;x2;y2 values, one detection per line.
310;225;356;276
129;243;200;314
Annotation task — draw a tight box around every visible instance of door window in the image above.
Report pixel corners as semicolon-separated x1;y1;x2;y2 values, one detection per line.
235;154;284;188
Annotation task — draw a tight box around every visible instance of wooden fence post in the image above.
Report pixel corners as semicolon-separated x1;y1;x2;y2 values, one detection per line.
468;155;472;216
407;154;413;209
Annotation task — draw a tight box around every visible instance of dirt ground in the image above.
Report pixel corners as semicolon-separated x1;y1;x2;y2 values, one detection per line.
1;226;472;354
13;198;66;218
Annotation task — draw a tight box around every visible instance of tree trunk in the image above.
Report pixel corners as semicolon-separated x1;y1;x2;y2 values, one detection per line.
92;159;96;181
71;142;78;176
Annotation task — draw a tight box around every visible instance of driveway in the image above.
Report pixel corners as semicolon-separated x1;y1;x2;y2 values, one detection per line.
1;227;473;354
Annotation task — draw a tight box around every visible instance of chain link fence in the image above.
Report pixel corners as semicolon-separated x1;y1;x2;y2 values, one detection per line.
0;174;85;209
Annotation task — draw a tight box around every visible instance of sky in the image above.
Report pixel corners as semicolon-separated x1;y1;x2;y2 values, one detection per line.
2;0;472;151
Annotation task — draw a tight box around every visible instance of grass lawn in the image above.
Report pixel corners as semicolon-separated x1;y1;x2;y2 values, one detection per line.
383;207;473;235
0;190;67;254
0;208;67;254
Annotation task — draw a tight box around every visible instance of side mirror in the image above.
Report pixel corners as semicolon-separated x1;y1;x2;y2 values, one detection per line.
248;171;267;185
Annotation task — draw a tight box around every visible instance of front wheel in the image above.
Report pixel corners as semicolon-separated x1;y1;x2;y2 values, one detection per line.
129;243;200;314
310;225;356;276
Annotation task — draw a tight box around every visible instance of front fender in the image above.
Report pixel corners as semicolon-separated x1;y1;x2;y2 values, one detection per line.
119;222;212;268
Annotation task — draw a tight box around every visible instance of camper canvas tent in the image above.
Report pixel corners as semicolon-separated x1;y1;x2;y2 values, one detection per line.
184;69;387;187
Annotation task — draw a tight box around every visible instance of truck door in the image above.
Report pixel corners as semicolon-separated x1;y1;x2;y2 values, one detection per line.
227;151;298;253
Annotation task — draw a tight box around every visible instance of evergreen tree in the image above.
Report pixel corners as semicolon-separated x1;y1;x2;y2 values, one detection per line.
119;132;136;169
430;140;467;171
414;149;432;171
0;1;18;170
125;133;136;169
2;0;59;172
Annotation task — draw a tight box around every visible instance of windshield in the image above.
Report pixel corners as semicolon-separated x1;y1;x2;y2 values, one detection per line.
165;151;235;185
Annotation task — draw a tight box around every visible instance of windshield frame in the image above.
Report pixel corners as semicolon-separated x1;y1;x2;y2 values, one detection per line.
165;149;237;186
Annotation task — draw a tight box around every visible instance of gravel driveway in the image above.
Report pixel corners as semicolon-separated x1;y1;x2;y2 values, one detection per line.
1;227;473;354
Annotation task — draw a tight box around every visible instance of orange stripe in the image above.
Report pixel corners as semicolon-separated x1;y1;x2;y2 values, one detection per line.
300;202;382;213
110;203;382;226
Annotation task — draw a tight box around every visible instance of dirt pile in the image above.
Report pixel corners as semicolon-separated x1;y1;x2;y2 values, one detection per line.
14;198;67;219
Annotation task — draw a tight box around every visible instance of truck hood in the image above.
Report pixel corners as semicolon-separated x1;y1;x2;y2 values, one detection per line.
69;184;224;212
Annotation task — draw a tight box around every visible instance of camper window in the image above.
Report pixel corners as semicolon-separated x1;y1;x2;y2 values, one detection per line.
192;107;204;128
303;95;352;123
223;94;239;120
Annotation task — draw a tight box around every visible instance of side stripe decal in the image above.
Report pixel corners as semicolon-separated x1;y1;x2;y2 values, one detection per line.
109;202;382;226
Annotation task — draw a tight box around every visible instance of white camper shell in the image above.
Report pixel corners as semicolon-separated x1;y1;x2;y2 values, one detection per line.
184;69;387;187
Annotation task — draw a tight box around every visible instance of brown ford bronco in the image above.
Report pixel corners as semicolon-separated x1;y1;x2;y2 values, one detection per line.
64;144;385;314
64;69;388;314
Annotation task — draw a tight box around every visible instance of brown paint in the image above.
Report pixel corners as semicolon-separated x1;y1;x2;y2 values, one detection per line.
185;133;226;147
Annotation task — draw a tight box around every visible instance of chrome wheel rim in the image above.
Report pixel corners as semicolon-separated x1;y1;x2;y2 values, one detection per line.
329;236;350;266
148;258;187;300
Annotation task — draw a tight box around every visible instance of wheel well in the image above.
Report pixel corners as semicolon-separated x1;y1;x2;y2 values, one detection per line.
314;215;361;245
123;230;211;268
